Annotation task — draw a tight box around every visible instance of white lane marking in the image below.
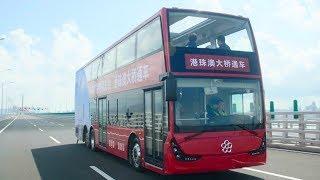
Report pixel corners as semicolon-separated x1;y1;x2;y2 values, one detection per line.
33;124;37;127
57;123;64;126
0;115;18;134
38;128;44;132
90;166;116;180
269;147;320;156
49;136;61;144
49;122;55;125
243;167;303;180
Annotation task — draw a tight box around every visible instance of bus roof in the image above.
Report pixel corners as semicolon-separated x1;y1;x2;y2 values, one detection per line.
78;7;249;72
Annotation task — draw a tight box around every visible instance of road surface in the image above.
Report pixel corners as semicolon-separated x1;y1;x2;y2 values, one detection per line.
0;114;319;180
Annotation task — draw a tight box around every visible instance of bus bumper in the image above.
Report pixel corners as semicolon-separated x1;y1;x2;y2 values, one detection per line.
163;152;266;175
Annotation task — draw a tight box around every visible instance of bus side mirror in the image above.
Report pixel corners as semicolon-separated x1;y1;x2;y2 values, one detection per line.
165;78;177;101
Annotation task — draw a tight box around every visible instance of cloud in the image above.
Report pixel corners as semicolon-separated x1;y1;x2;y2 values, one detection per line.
9;29;37;49
5;29;45;73
242;3;254;15
0;47;13;67
256;31;320;108
0;22;92;112
277;0;320;31
52;22;92;70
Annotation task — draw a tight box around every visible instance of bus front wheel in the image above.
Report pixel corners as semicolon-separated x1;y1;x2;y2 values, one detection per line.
129;138;143;171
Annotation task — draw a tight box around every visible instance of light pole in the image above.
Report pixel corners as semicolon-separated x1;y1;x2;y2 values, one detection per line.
0;69;13;116
1;81;14;116
1;68;11;115
4;82;15;115
0;68;12;116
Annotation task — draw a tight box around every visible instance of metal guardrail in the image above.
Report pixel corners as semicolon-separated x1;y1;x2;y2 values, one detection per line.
32;112;75;115
266;111;320;153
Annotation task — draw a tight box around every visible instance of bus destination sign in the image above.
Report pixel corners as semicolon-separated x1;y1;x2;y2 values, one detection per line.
185;54;250;72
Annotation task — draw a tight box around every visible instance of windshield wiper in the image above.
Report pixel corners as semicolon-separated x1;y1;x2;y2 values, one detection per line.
182;127;209;143
232;124;258;136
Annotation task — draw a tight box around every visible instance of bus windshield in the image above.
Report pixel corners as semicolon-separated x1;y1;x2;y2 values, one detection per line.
169;11;254;52
175;78;262;133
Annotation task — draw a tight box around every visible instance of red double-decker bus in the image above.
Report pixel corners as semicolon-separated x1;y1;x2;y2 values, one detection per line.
75;8;266;174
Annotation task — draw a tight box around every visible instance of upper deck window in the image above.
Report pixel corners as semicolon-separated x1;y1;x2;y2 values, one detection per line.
84;64;92;81
84;59;100;81
102;48;116;75
137;18;163;59
85;16;164;79
91;58;100;80
169;11;254;52
117;34;136;68
170;16;207;34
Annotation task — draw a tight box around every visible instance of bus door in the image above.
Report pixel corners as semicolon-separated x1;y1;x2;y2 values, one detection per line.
144;88;164;167
98;97;107;146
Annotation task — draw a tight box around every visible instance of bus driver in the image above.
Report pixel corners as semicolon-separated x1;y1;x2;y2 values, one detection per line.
206;96;227;123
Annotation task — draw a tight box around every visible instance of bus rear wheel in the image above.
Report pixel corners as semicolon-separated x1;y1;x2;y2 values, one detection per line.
89;129;96;151
129;138;143;171
84;128;91;148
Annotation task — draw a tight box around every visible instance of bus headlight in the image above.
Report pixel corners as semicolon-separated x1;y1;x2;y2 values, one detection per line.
171;140;200;161
249;134;266;155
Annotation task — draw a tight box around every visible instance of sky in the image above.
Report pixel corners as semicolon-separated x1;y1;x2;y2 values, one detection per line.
0;0;319;112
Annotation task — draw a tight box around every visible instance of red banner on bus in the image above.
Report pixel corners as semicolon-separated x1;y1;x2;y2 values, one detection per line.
185;54;250;72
